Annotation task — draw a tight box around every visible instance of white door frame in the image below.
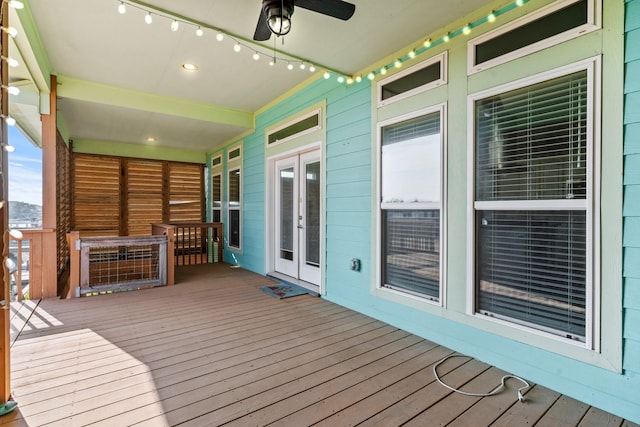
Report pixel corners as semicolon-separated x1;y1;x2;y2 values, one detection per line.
266;142;324;293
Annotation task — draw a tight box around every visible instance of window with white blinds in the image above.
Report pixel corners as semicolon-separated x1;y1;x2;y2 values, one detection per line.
211;173;222;223
473;68;592;341
380;109;443;302
228;168;241;249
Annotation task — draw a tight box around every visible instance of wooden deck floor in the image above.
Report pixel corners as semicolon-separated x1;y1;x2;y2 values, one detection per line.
3;264;637;426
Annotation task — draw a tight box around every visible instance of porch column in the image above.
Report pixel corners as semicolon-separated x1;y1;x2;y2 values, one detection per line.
40;75;57;298
0;0;10;404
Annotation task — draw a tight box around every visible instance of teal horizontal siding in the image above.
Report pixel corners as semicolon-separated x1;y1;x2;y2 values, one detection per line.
624;308;640;340
326;164;370;185
625;91;640;124
623;0;640;387
626;29;640;61
626;60;640;93
625;123;640;154
326;211;372;227
327;119;371;144
627;0;640;31
624;153;640;184
623;185;640;216
623;217;640;246
625;278;640;309
624;247;640;278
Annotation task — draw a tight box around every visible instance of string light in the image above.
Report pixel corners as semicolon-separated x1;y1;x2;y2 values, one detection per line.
1;85;20;96
1;56;18;68
3;144;15;153
118;2;126;14
2;116;16;126
112;1;351;83
324;72;331;80
359;0;530;83
1;26;17;38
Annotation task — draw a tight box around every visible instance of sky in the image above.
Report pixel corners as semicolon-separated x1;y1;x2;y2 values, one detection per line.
7;126;43;206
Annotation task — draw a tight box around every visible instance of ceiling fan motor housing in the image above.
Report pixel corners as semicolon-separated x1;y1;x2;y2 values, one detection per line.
263;0;295;36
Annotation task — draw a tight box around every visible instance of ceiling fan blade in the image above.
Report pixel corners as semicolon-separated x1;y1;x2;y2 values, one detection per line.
253;9;271;41
295;0;355;20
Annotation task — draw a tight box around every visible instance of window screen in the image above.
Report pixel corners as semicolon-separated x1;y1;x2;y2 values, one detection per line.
474;70;589;341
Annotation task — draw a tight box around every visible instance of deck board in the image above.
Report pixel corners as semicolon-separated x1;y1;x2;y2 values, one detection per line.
3;263;635;426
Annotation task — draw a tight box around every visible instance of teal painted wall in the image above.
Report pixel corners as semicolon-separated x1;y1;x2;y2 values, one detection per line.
211;78;373;276
624;0;640;387
207;0;640;422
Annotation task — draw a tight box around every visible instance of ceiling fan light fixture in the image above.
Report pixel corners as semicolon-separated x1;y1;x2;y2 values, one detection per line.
265;0;293;37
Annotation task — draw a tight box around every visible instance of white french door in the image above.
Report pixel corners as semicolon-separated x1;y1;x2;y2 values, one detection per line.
274;150;321;286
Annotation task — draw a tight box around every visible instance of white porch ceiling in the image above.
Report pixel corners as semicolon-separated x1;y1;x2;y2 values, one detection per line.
10;0;494;152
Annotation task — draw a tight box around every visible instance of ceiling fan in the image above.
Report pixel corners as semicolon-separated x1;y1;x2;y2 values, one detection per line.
253;0;356;41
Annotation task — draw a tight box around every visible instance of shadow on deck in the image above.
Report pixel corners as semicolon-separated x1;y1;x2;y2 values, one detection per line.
4;264;637;426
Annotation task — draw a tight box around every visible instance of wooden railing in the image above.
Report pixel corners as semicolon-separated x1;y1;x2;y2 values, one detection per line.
8;228;57;300
153;222;223;267
67;233;168;297
66;223;222;298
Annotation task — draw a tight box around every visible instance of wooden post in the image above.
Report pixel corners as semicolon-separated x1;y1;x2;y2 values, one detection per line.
152;224;175;286
41;76;58;298
66;231;80;298
0;0;11;403
0;205;9;404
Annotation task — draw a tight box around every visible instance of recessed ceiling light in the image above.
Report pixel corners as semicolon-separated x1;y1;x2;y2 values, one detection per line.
146;137;157;142
182;63;198;71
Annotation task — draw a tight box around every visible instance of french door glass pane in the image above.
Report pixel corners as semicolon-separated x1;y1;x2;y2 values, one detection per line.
305;161;320;266
280;167;294;261
476;210;586;340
